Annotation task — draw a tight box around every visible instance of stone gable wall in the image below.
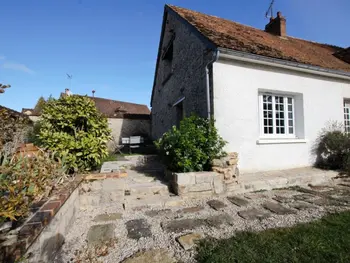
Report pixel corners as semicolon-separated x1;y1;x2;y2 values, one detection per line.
151;11;214;139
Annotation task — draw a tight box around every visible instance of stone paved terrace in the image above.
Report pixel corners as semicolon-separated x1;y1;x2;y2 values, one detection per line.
54;167;350;263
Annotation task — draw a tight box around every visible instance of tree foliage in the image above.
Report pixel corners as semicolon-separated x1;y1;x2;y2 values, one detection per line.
38;95;111;171
155;115;226;172
0;84;11;94
34;96;47;113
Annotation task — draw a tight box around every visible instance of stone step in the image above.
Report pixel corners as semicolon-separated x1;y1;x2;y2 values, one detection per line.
227;169;336;195
123;196;185;210
127;182;170;197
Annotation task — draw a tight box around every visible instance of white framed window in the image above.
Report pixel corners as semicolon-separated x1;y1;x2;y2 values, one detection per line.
259;93;295;138
344;101;350;133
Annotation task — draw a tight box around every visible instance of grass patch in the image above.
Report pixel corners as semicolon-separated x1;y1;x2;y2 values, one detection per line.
101;153;119;162
196;211;350;263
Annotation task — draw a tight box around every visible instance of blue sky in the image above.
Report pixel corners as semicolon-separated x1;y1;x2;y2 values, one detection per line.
1;0;349;111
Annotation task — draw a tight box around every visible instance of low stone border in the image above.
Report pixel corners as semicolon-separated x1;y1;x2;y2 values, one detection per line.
0;177;83;263
84;171;128;180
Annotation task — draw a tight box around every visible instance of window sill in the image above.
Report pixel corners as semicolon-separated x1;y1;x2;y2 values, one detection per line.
256;138;308;145
162;72;173;86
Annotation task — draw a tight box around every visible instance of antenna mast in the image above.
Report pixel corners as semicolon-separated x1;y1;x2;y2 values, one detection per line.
66;73;73;90
265;0;275;19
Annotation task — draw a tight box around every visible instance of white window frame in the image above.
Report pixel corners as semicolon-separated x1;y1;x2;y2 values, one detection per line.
344;101;350;133
259;93;296;139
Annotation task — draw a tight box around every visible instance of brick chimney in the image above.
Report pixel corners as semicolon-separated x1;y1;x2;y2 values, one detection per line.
265;11;286;37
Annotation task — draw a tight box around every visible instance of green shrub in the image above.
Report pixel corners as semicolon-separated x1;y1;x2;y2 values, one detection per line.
314;123;350;171
0;153;66;221
155;115;226;172
38;95;111;172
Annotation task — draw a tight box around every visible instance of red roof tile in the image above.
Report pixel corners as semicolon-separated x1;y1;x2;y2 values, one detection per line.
86;96;150;118
168;5;350;73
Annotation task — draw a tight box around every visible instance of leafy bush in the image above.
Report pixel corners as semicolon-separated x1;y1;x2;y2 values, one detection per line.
314;122;350;171
155;115;226;172
0;153;66;221
38;95;111;172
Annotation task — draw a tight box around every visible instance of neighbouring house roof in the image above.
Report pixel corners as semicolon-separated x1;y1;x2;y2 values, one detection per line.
23;95;151;120
1;106;30;119
22;108;41;116
59;93;151;119
85;95;150;119
167;5;350;73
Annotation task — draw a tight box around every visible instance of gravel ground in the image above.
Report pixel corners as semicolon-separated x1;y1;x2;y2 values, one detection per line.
54;184;350;263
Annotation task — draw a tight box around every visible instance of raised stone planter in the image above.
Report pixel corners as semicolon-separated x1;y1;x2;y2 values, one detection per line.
170;171;225;197
167;152;239;197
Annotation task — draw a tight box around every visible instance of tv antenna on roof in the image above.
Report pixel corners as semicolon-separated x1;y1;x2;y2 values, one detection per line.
265;0;275;19
66;73;73;90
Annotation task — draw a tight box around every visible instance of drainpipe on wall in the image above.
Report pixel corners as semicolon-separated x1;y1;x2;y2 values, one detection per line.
206;50;220;120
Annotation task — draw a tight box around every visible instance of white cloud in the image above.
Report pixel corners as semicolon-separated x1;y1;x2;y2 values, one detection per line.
2;62;35;74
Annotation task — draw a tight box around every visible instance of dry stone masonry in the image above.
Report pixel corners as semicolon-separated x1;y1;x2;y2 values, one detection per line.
170;152;239;197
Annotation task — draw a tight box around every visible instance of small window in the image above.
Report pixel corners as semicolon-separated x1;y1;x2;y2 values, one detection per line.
162;34;175;84
176;101;184;127
260;93;295;137
344;101;350;133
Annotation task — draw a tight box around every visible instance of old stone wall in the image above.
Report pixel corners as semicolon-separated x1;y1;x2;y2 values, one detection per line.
108;118;150;148
169;153;239;197
151;10;214;139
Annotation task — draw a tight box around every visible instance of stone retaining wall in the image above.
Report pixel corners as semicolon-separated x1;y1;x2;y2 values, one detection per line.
170;171;226;197
168;153;240;197
0;178;82;263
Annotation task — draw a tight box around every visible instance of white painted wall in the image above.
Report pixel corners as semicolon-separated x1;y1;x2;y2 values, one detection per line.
213;59;350;172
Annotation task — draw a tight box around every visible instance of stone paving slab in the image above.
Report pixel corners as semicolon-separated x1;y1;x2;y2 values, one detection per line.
178;206;204;214
293;193;317;201
263;201;297;215
290;201;316;210
244;192;269;199
126;219;152;240
162;219;207;233
306;198;346;207
121;249;176;263
206;214;234;227
227;196;249;207
93;213;122;222
308;185;335;192
238;208;271;220
176;233;204;250
207;200;227;210
273;195;295;204
145;209;172;218
87;224;116;247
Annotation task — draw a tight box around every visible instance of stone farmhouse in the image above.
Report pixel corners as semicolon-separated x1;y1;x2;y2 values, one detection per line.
151;5;350;173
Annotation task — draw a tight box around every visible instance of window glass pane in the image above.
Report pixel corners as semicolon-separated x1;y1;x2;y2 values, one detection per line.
261;94;294;136
344;102;350;133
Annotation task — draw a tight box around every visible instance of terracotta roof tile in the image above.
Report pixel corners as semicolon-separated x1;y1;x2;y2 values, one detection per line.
86;96;150;118
168;5;350;73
